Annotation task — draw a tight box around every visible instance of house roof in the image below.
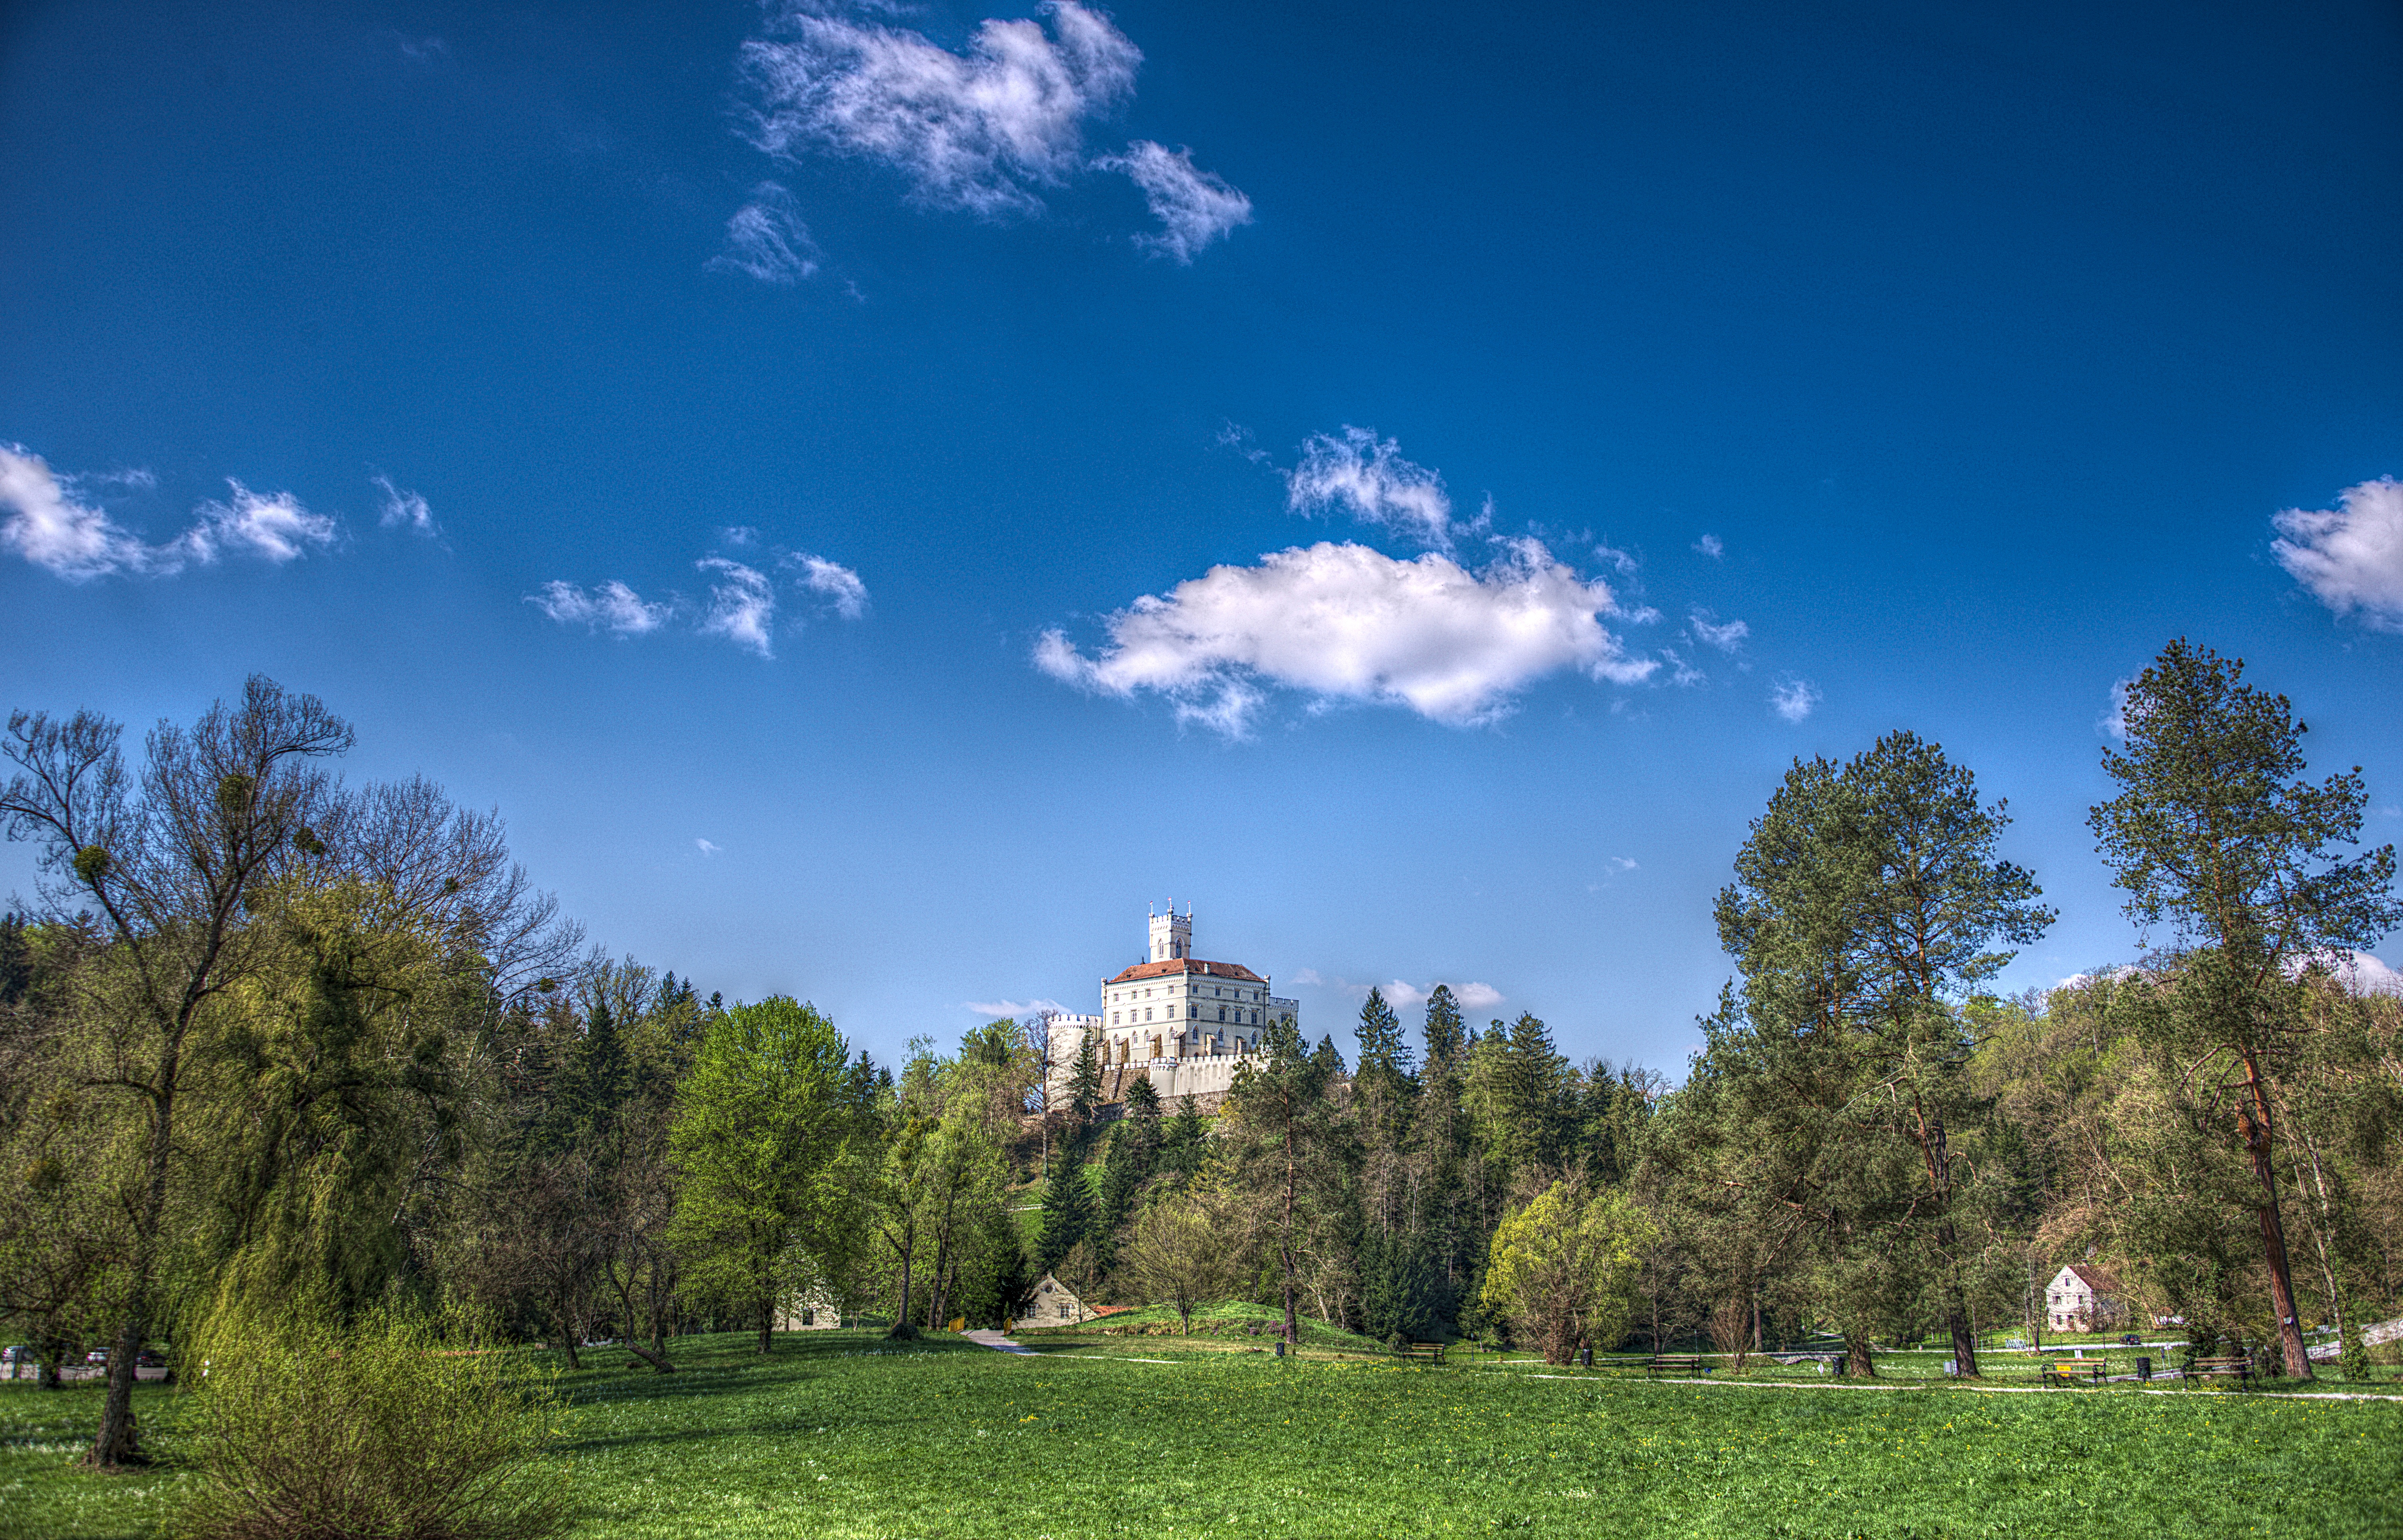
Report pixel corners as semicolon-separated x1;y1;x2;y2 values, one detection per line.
2062;1263;2122;1294
1105;958;1267;986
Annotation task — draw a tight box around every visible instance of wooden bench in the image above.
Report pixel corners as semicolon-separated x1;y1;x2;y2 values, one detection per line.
1392;1342;1446;1364
2044;1357;2107;1385
2189;1355;2254;1388
1647;1355;1704;1377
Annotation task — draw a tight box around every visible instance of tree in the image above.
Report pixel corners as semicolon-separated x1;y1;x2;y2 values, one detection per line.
1118;1184;1244;1334
1226;1017;1340;1345
1706;732;2051;1377
2;677;351;1466
667;998;861;1354
1037;1152;1094;1276
1479;1178;1654;1364
2088;640;2403;1378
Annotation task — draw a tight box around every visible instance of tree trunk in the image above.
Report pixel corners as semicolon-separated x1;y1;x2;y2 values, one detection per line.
1281;1106;1300;1347
1845;1330;1876;1378
89;1044;182;1469
2238;1054;2313;1379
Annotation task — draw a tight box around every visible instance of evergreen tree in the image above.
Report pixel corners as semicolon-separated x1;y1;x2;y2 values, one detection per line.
1165;1094;1208;1180
1038;1157;1094;1274
1421;984;1465;1072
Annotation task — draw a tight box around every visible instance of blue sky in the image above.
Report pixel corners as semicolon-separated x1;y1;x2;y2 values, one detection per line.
5;0;2400;1073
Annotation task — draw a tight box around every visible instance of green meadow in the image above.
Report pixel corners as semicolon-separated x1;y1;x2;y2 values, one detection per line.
6;1331;2399;1540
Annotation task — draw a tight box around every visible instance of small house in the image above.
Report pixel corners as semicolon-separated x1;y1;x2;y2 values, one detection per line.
773;1281;843;1331
1018;1273;1101;1326
2045;1264;2124;1332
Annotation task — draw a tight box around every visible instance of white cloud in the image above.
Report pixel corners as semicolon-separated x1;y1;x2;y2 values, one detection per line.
1593;544;1639;576
698;558;777;657
1660;646;1706;687
1105;140;1251;261
738;0;1140;218
2292;950;2403;996
1693;533;1724;558
1374;979;1503;1013
2099;676;2132;741
1036;538;1654;734
792;553;869;618
1689;610;1748;653
373;475;435;534
178;482;336;564
1289;968;1325;987
1452;982;1504;1010
709;182;821;283
530;578;674;636
0;443;152;579
1610;856;1639;872
2272;477;2403;630
695;838;721;856
1770;677;1820;722
1287;427;1461;550
3;447;334;579
965;997;1069;1018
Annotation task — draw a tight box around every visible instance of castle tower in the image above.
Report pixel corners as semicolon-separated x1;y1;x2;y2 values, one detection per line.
1148;906;1192;962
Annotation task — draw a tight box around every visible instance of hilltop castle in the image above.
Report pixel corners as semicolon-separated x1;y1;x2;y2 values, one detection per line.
1044;907;1299;1109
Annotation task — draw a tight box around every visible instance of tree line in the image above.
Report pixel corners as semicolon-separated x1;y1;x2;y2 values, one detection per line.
3;639;2398;1471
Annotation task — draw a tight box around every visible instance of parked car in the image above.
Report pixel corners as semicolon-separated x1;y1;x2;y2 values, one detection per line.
135;1351;168;1368
85;1348;110;1365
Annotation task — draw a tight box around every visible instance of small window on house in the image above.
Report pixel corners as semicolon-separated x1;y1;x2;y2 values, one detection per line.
802;1308;815;1327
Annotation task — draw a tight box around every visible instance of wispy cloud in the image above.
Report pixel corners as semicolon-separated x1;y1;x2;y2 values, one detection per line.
1688;610;1748;653
529;579;674;635
738;0;1140;217
1289;968;1325;987
1287;427;1465;551
1376;979;1502;1012
1770;677;1821;722
709;182;821;283
1660;646;1706;687
536;541;867;658
732;1;1247;259
698;558;778;658
398;34;447;61
1104;141;1251;262
1693;533;1724;558
2;447;338;580
1036;537;1654;736
2272;476;2403;631
792;552;869;618
2099;676;2132;741
695;838;721;856
965;996;1069;1018
1593;543;1639;576
373;475;435;535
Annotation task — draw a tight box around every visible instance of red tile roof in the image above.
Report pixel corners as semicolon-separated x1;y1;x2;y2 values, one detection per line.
1105;958;1267;985
2064;1263;2122;1294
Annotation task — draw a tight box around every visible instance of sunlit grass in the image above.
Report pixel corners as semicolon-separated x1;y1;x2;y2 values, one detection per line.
6;1328;2398;1538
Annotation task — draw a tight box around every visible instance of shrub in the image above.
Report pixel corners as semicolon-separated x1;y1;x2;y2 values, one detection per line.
173;1302;571;1540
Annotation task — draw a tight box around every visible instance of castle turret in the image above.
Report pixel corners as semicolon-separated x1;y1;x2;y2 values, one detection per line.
1148;906;1192;962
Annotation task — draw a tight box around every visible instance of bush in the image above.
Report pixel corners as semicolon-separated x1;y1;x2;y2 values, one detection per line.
174;1302;571;1540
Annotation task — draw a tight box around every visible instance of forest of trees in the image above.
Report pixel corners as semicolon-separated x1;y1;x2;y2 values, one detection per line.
4;639;2400;1470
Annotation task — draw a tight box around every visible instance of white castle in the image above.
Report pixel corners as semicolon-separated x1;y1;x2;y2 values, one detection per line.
1043;907;1299;1108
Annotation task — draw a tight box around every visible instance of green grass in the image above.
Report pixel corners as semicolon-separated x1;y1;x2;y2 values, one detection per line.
1023;1297;1390;1354
6;1329;2400;1539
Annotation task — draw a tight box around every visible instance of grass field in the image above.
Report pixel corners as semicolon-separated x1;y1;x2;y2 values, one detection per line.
6;1330;2399;1539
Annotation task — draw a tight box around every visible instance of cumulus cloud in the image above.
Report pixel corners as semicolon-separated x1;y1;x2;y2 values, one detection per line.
373;475;435;534
530;578;674;635
1105;140;1251;261
1;444;152;579
1689;610;1749;653
2292;949;2403;996
1036;538;1653;735
1770;677;1820;722
792;552;869;618
699;558;778;657
2272;476;2403;630
1287;427;1462;550
709;182;821;283
2099;676;2132;741
1693;533;1724;558
737;0;1141;218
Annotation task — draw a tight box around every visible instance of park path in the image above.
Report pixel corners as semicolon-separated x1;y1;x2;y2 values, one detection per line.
962;1330;1033;1355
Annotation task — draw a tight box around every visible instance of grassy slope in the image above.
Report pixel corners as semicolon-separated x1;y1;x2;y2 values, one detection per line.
5;1330;2399;1540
